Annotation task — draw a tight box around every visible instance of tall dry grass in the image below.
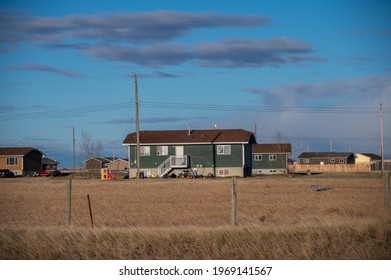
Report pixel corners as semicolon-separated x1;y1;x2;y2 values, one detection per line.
0;174;390;259
1;221;390;259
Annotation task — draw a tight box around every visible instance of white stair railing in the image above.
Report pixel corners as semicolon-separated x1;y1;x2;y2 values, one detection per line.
158;155;189;177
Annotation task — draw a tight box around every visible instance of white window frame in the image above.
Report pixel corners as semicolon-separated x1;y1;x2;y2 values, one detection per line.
141;170;151;177
217;145;231;155
303;158;310;163
330;158;336;163
139;146;150;156
339;158;345;164
269;154;277;161
218;168;230;177
254;155;262;161
156;146;168;156
6;157;18;166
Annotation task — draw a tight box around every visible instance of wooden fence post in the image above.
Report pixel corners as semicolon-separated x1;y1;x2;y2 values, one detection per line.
231;177;237;226
66;179;72;226
87;194;94;228
385;172;390;214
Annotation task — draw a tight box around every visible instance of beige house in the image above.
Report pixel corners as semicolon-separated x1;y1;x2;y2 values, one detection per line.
355;153;382;171
107;158;129;172
355;153;381;163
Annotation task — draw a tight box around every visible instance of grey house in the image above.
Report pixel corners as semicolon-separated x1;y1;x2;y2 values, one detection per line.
298;152;355;165
122;129;256;178
252;143;292;175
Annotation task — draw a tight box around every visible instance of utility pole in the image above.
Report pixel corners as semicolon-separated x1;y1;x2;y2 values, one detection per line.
330;139;333;152
380;104;384;175
112;142;115;161
253;123;257;140
134;73;141;179
72;126;76;170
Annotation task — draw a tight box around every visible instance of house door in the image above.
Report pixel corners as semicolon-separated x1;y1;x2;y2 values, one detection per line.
175;146;184;156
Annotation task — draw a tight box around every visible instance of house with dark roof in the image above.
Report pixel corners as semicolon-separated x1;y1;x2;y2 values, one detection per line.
355;153;382;171
84;157;118;170
42;157;59;170
0;147;45;176
252;143;292;175
297;152;355;165
355;153;381;163
122;129;256;178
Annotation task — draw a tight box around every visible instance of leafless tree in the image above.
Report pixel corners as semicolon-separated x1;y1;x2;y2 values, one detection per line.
80;130;103;162
273;130;292;174
80;130;103;177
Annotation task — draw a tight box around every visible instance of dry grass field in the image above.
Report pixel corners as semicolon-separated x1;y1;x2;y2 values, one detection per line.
1;173;390;259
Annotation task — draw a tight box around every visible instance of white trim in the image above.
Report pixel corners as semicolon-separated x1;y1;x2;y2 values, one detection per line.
269;155;277;161
123;141;248;146
127;146;131;170
217;145;231;155
254;155;263;161
242;144;245;167
253;152;290;155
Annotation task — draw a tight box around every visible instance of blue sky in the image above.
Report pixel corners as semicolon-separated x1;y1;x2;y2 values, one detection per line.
0;0;390;167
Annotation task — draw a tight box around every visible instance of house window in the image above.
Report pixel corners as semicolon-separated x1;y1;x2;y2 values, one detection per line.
141;170;151;177
157;146;168;156
140;146;150;156
330;158;335;163
303;159;310;163
254;155;262;161
339;158;345;164
269;155;277;161
217;145;231;155
218;169;230;176
6;157;18;166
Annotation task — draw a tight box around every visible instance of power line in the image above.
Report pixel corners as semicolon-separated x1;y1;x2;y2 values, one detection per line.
0;100;389;121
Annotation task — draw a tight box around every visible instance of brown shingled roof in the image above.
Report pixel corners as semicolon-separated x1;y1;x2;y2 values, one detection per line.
123;129;254;145
252;143;292;154
298;152;354;158
0;147;45;156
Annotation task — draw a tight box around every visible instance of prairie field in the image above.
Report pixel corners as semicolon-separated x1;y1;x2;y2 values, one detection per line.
0;173;390;260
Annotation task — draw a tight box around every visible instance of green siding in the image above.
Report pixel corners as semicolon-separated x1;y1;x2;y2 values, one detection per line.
128;144;244;169
185;145;214;167
215;144;243;167
252;154;288;169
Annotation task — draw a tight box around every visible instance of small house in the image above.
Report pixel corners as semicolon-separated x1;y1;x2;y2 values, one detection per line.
0;147;45;176
41;157;59;170
84;157;116;170
252;143;292;175
122;129;256;178
355;153;381;163
297;152;355;165
355;153;382;171
107;158;129;172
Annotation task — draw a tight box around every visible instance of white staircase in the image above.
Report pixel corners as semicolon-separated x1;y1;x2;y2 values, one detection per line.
158;155;189;177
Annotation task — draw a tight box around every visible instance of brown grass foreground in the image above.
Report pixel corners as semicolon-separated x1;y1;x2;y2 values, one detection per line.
0;174;390;259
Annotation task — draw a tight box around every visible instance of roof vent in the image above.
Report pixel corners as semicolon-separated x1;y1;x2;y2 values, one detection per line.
188;124;192;136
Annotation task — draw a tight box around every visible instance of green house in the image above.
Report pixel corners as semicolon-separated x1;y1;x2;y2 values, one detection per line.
252;143;292;175
122;129;256;178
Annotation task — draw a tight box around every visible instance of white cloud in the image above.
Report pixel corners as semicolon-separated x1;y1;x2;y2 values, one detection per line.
244;74;391;107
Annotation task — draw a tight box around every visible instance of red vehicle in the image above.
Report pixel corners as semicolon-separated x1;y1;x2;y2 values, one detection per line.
39;170;62;176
